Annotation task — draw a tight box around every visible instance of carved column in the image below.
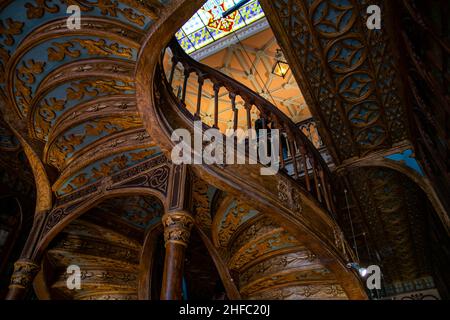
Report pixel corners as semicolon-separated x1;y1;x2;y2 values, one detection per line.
5;212;47;300
5;259;40;300
160;211;194;300
160;165;194;300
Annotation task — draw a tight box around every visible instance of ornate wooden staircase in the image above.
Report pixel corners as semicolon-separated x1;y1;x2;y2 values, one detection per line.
135;0;366;299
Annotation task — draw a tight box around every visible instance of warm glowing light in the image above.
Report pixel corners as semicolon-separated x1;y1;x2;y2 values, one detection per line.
272;49;290;78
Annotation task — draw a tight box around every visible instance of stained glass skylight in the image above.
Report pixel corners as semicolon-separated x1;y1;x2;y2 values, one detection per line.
176;0;265;54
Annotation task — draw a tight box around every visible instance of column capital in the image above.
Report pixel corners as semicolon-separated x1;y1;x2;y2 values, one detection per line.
162;211;194;247
9;259;40;290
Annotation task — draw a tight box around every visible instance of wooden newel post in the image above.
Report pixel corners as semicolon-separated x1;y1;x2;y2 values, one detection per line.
160;211;194;300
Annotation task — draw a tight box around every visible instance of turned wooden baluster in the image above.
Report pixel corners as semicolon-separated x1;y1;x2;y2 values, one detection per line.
299;144;311;192
164;39;336;215
230;92;238;132
195;75;204;119
244;101;252;130
213;83;220;128
319;167;331;211
181;68;190;103
312;158;322;203
279;132;286;171
169;56;178;86
270;116;285;171
327;182;337;214
286;130;299;180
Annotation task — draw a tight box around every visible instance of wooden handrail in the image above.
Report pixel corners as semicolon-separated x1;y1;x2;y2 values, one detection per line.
159;38;336;215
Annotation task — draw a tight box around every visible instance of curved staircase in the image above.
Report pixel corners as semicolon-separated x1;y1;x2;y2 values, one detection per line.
212;196;348;299
135;0;366;299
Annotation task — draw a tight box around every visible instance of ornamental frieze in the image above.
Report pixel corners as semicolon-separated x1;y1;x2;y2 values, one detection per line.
47;38;133;61
33;79;136;140
241;267;333;297
248;283;347;300
229;216;278;256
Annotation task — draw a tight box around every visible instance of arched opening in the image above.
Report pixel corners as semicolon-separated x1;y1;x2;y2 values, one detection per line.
335;166;450;299
40;194;165;300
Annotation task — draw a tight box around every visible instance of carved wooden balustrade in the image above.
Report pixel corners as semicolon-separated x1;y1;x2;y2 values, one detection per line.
162;38;336;216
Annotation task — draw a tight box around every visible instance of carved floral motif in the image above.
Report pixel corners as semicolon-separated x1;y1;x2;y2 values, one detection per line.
35;79;135;140
15;59;46;115
217;199;255;247
48;39;133;62
249;284;347;300
277;179;303;217
0;18;24;46
25;0;59;19
239;250;319;286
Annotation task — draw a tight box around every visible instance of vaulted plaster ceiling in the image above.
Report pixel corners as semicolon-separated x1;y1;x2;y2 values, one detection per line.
0;0;164;198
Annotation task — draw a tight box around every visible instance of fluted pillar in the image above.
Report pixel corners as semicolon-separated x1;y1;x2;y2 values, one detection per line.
5;259;40;300
160;211;194;300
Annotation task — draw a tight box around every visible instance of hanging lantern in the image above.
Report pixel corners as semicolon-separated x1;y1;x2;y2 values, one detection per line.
272;49;290;78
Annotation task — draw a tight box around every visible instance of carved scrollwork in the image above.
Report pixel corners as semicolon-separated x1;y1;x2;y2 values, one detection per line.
0;18;24;46
48;39;133;62
25;0;60;19
47;115;142;170
43;208;70;235
249;284;347;300
148;166;169;193
277;179;303;217
15;59;46;115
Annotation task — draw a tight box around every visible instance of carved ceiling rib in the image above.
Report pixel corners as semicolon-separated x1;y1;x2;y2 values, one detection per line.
35;59;136;96
0;0;167;214
44;113;142;170
52;128;151;190
46;94;137;137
